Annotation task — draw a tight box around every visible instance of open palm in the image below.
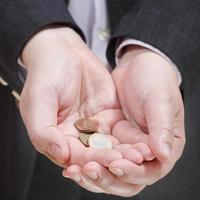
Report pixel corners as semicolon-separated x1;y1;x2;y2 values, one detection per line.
19;38;124;168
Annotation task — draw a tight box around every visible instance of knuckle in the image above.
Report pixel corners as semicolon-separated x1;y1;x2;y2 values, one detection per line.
162;126;175;137
149;124;174;137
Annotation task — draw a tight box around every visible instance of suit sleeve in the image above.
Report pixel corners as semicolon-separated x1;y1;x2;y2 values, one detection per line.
107;0;200;94
0;0;85;93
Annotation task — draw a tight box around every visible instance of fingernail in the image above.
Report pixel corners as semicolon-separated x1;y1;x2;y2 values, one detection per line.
72;175;82;183
86;172;98;180
109;168;124;176
48;144;62;159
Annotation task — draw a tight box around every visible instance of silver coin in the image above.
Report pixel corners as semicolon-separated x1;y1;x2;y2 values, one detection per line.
88;133;113;149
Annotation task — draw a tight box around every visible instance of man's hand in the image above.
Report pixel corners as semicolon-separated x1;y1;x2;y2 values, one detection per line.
109;46;186;185
67;47;186;197
19;27;123;167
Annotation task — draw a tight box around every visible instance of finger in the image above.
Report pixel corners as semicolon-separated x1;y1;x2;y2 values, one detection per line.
112;120;149;144
67;137;123;167
63;165;105;193
114;144;144;164
109;159;165;185
34;127;69;166
83;162;145;197
145;94;176;162
131;143;155;161
20;86;69;166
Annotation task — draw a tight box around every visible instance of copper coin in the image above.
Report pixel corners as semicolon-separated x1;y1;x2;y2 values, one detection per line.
79;133;91;146
74;118;98;133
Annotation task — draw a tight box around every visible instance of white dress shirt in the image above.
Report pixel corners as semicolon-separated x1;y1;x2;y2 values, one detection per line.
68;0;110;65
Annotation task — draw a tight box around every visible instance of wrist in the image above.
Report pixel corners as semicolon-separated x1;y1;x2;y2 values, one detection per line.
118;45;179;87
21;26;85;68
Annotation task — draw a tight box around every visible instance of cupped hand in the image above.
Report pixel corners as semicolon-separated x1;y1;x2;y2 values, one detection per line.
109;46;186;185
19;27;124;167
69;46;186;196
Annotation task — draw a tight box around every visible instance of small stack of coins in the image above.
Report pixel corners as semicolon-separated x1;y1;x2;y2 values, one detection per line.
74;118;113;149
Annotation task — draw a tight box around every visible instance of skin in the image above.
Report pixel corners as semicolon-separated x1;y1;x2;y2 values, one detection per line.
20;27;151;167
20;27;185;197
20;27;123;168
65;46;185;196
110;46;186;185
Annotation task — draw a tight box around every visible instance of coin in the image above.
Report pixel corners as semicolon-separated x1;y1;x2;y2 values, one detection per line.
88;133;113;149
79;133;91;146
74;118;98;133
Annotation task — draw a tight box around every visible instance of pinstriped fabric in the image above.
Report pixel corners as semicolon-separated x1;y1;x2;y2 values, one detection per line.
106;0;200;95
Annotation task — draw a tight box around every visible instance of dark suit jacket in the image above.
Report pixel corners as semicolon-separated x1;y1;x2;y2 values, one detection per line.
0;0;200;200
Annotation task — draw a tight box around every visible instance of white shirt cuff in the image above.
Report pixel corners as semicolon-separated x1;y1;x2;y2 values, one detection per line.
116;39;182;85
18;58;26;68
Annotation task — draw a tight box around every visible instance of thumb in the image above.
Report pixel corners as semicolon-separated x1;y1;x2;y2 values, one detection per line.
36;127;69;166
20;86;69;166
145;94;176;163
